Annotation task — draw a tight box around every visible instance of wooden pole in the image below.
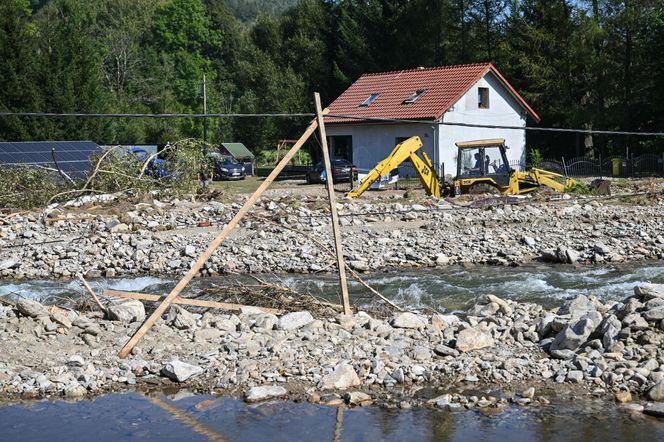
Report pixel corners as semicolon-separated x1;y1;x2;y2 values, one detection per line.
117;117;321;358
314;93;351;315
78;275;106;313
104;289;282;315
145;395;227;442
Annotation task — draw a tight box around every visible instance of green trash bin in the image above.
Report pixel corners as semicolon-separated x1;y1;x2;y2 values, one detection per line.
612;158;621;177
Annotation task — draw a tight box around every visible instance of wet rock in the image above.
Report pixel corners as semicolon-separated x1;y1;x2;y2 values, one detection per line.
345;391;372;407
320;363;361;390
635;284;664;300
244;385;288;403
277;311;314;331
644;403;664;418
167;305;197;330
648;380;664;401
615;390;632;403
107;300;145;323
456;327;494;352
16;299;48;318
161;360;204;382
390;312;426;329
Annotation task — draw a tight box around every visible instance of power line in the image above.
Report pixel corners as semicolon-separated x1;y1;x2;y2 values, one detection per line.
1;110;663;137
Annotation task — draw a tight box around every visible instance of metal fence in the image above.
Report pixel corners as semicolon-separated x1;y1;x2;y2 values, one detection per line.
332;153;664;192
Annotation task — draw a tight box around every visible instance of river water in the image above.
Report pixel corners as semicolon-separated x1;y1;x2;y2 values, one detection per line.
2;263;664;440
2;262;664;311
0;392;662;441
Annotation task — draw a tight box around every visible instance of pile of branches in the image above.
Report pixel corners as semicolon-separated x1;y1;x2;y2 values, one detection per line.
0;139;212;210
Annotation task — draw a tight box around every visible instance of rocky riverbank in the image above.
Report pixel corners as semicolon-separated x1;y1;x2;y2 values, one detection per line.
0;190;663;280
1;283;664;418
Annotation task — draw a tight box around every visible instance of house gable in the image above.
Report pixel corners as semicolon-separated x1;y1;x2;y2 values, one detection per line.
326;63;539;124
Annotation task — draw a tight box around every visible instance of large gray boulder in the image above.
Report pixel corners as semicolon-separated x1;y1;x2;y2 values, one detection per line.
161;360;204;382
549;316;596;352
245;385;288;403
320;363;361;390
455;327;494;352
107;300;145;323
16;299;48;318
643;306;664;322
277;311;314;331
635;284;664;301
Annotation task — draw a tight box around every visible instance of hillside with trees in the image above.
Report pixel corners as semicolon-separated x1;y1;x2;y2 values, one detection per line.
1;0;663;157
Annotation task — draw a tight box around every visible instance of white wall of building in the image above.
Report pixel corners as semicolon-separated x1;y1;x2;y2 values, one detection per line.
325;123;435;171
438;73;527;174
326;71;529;175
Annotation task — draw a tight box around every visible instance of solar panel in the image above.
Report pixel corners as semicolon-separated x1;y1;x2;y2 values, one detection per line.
0;141;102;177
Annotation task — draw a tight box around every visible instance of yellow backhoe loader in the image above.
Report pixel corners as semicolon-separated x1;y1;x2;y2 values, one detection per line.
345;137;576;198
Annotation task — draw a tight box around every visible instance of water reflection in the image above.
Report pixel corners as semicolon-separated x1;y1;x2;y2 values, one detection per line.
0;393;662;441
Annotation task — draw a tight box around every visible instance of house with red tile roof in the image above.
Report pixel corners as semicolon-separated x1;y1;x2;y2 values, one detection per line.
324;62;539;176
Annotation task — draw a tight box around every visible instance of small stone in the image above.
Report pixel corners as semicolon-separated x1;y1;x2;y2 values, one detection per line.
161;360;204;382
567;370;583;383
644;403;664;418
456;327;494;352
320;363;361;390
390;312;426;329
244;385;288;403
433;344;459;357
648;380;664;401
391;367;405;384
67;355;85;367
277;311;314;331
345;391;372;407
167;305;197;330
521;387;535;399
615;390;632;403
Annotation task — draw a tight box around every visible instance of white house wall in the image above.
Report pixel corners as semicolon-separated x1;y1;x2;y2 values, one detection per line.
325;124;435;172
438;72;527;175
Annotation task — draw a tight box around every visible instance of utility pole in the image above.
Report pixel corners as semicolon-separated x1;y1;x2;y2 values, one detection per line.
202;74;208;144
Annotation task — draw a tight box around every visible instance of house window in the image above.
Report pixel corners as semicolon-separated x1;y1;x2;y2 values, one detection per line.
402;89;426;104
478;87;490;109
359;93;380;107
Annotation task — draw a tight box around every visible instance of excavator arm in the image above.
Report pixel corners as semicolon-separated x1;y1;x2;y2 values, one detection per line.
346;136;441;198
511;168;576;194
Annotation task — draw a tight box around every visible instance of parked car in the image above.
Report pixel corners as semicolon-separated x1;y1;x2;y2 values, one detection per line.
213;155;246;180
305;159;357;184
128;147;172;179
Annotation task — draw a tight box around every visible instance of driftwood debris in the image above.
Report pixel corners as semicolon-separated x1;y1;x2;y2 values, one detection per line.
104;289;282;315
117;114;324;358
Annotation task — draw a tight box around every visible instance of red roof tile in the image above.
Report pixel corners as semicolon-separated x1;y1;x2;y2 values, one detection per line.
325;62;540;124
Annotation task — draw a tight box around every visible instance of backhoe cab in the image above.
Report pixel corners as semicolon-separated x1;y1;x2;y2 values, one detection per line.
451;139;576;196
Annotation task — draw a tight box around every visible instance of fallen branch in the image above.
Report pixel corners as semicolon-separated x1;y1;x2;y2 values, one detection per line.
104;289;282;315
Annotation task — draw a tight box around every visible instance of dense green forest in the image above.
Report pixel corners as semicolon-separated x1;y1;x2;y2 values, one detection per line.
1;0;663;157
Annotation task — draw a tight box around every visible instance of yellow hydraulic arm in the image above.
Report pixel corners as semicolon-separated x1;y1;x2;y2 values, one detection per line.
346;136;441;198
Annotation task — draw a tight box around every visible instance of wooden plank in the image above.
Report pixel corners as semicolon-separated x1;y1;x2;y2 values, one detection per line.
117;117;322;358
78;275;106;313
145;395;227;442
104;289;282;315
314;93;351;315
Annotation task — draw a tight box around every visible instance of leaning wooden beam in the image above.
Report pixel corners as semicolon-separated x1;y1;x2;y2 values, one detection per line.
117;116;322;358
78;275;106;313
104;289;282;315
314;93;351;315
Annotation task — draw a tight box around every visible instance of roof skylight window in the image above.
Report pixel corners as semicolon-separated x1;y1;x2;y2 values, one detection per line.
402;88;427;104
359;93;380;107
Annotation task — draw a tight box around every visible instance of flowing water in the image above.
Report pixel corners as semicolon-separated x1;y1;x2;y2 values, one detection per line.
2;263;664;440
3;262;664;311
0;392;662;441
